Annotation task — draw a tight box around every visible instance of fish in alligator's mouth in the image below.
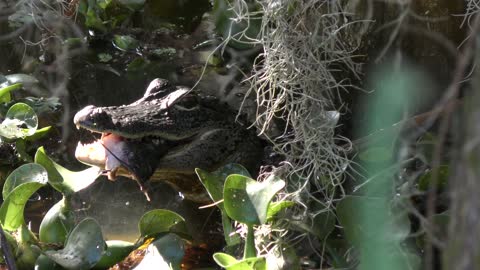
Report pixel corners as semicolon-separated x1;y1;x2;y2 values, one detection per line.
73;78;263;202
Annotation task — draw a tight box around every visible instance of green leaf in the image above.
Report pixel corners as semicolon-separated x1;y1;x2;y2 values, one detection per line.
135;234;185;270
224;174;285;225
196;164;249;247
138;209;185;237
0;164;48;230
39;199;75;244
213;253;266;270
94;240;134;269
35;254;62;270
0;83;22;102
0;103;38;139
97;53;112;63
113;35;139;51
266;201;295;221
25;126;52;141
34;147;101;195
196;163;251;202
45;218;105;269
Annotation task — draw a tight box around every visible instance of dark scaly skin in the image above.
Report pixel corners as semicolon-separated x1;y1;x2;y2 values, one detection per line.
74;78;263;202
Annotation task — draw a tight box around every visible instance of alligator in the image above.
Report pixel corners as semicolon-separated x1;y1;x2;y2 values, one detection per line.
73;78;263;202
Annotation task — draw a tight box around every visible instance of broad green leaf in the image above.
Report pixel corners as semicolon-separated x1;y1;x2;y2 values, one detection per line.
224;174;285;225
0;103;38;139
3;163;47;198
25;126;52;141
16;224;41;269
135;234;185;270
39;199;75;244
0;164;47;230
139;209;185;237
196;164;250;203
35;255;62;270
94;240;134;269
113;35;139;51
213;253;266;270
266;201;295;221
45;218;105;269
0;83;22;102
126;57;148;72
34;147;101;195
0;183;47;230
196;165;250;247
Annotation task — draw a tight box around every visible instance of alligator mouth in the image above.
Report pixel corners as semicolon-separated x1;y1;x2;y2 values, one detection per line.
75;133;136;181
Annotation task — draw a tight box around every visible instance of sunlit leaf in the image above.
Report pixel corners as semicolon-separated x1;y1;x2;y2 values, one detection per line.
0;83;22;102
266;201;295;221
45;218;105;269
139;209;185;237
135;234;185;270
113;35;139;51
0;164;47;230
213;252;266;270
94;240;134;269
34;147;101;195
0;103;38;139
39;199;75;244
224;174;285;225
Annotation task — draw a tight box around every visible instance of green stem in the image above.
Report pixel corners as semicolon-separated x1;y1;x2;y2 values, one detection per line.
244;224;256;259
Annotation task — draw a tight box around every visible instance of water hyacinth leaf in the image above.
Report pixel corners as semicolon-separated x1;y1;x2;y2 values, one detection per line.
113;35;139;51
34;147;101;195
25;126;52;141
266;201;295;221
39;199;75;244
0;103;38;139
2;163;47;198
45;218;105;269
0;83;22;102
35;255;62;270
139;209;185;237
94;240;135;269
134;234;185;270
213;253;266;270
196;164;250;202
224;174;285;225
0;165;48;230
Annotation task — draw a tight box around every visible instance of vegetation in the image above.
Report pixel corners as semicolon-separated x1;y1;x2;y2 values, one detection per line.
0;0;479;269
